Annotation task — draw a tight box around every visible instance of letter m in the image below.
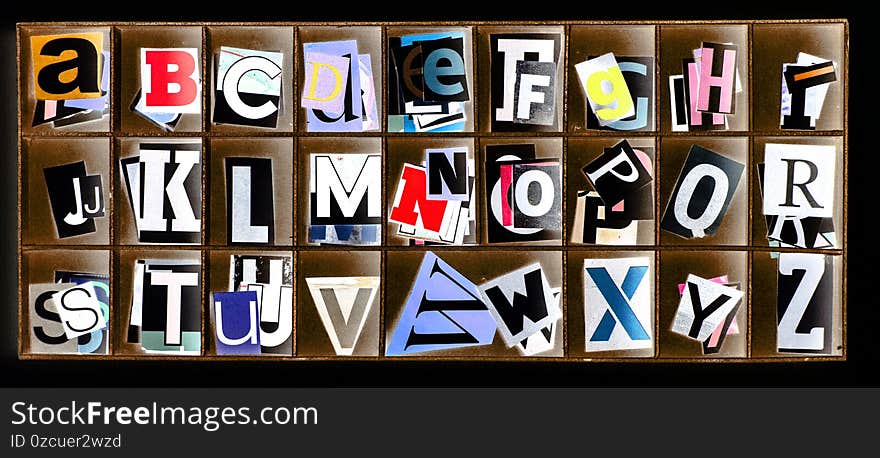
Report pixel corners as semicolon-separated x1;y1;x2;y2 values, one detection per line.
313;154;380;225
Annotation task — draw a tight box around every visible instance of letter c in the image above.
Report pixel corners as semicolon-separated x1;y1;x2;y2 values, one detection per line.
223;56;281;120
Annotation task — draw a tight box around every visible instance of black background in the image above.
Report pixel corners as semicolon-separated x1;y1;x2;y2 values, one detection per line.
1;2;875;387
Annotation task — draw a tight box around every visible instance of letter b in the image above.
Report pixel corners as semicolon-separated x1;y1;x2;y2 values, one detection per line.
142;49;200;113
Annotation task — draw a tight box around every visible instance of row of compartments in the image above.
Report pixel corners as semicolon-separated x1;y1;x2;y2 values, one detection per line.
19;23;846;134
21;135;845;248
19;248;844;359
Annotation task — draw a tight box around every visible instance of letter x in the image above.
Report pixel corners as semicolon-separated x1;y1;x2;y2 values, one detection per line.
587;266;649;341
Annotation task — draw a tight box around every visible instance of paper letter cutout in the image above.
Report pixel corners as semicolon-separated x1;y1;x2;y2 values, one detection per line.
230;255;293;355
386;252;495;356
669;75;689;132
583;258;652;352
310;153;381;225
512;61;556;126
671;274;743;342
140;48;200;114
674;275;741;354
120;142;202;244
309;152;382;246
31;276;110;355
390;149;475;246
387;33;468;133
696;42;737;114
213;291;261;355
43;161;104;239
213;47;283;128
304;40;363;132
226;157;274;245
757;163;835;249
426;147;470;201
516;288;561;356
490;34;561;131
479;264;561;347
660;145;744;238
683;59;725;130
58;272;110;354
582;140;652;206
571;191;638;245
422;37;469;102
136;261;201;354
575;53;635;126
302;52;350;113
52;282;106;340
390;164;450;233
782;60;836;130
31;33;102;100
586;57;653;131
762;143;835;219
778;253;833;354
485;144;562;243
307;277;380;356
30;283;78;354
572;146;653;245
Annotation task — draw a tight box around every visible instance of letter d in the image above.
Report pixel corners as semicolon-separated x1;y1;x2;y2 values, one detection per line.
305;63;343;102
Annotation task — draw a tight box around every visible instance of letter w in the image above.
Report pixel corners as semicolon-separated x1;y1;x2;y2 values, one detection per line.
483;269;549;336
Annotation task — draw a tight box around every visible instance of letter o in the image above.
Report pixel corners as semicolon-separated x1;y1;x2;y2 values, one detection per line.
514;170;554;217
274;408;290;425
